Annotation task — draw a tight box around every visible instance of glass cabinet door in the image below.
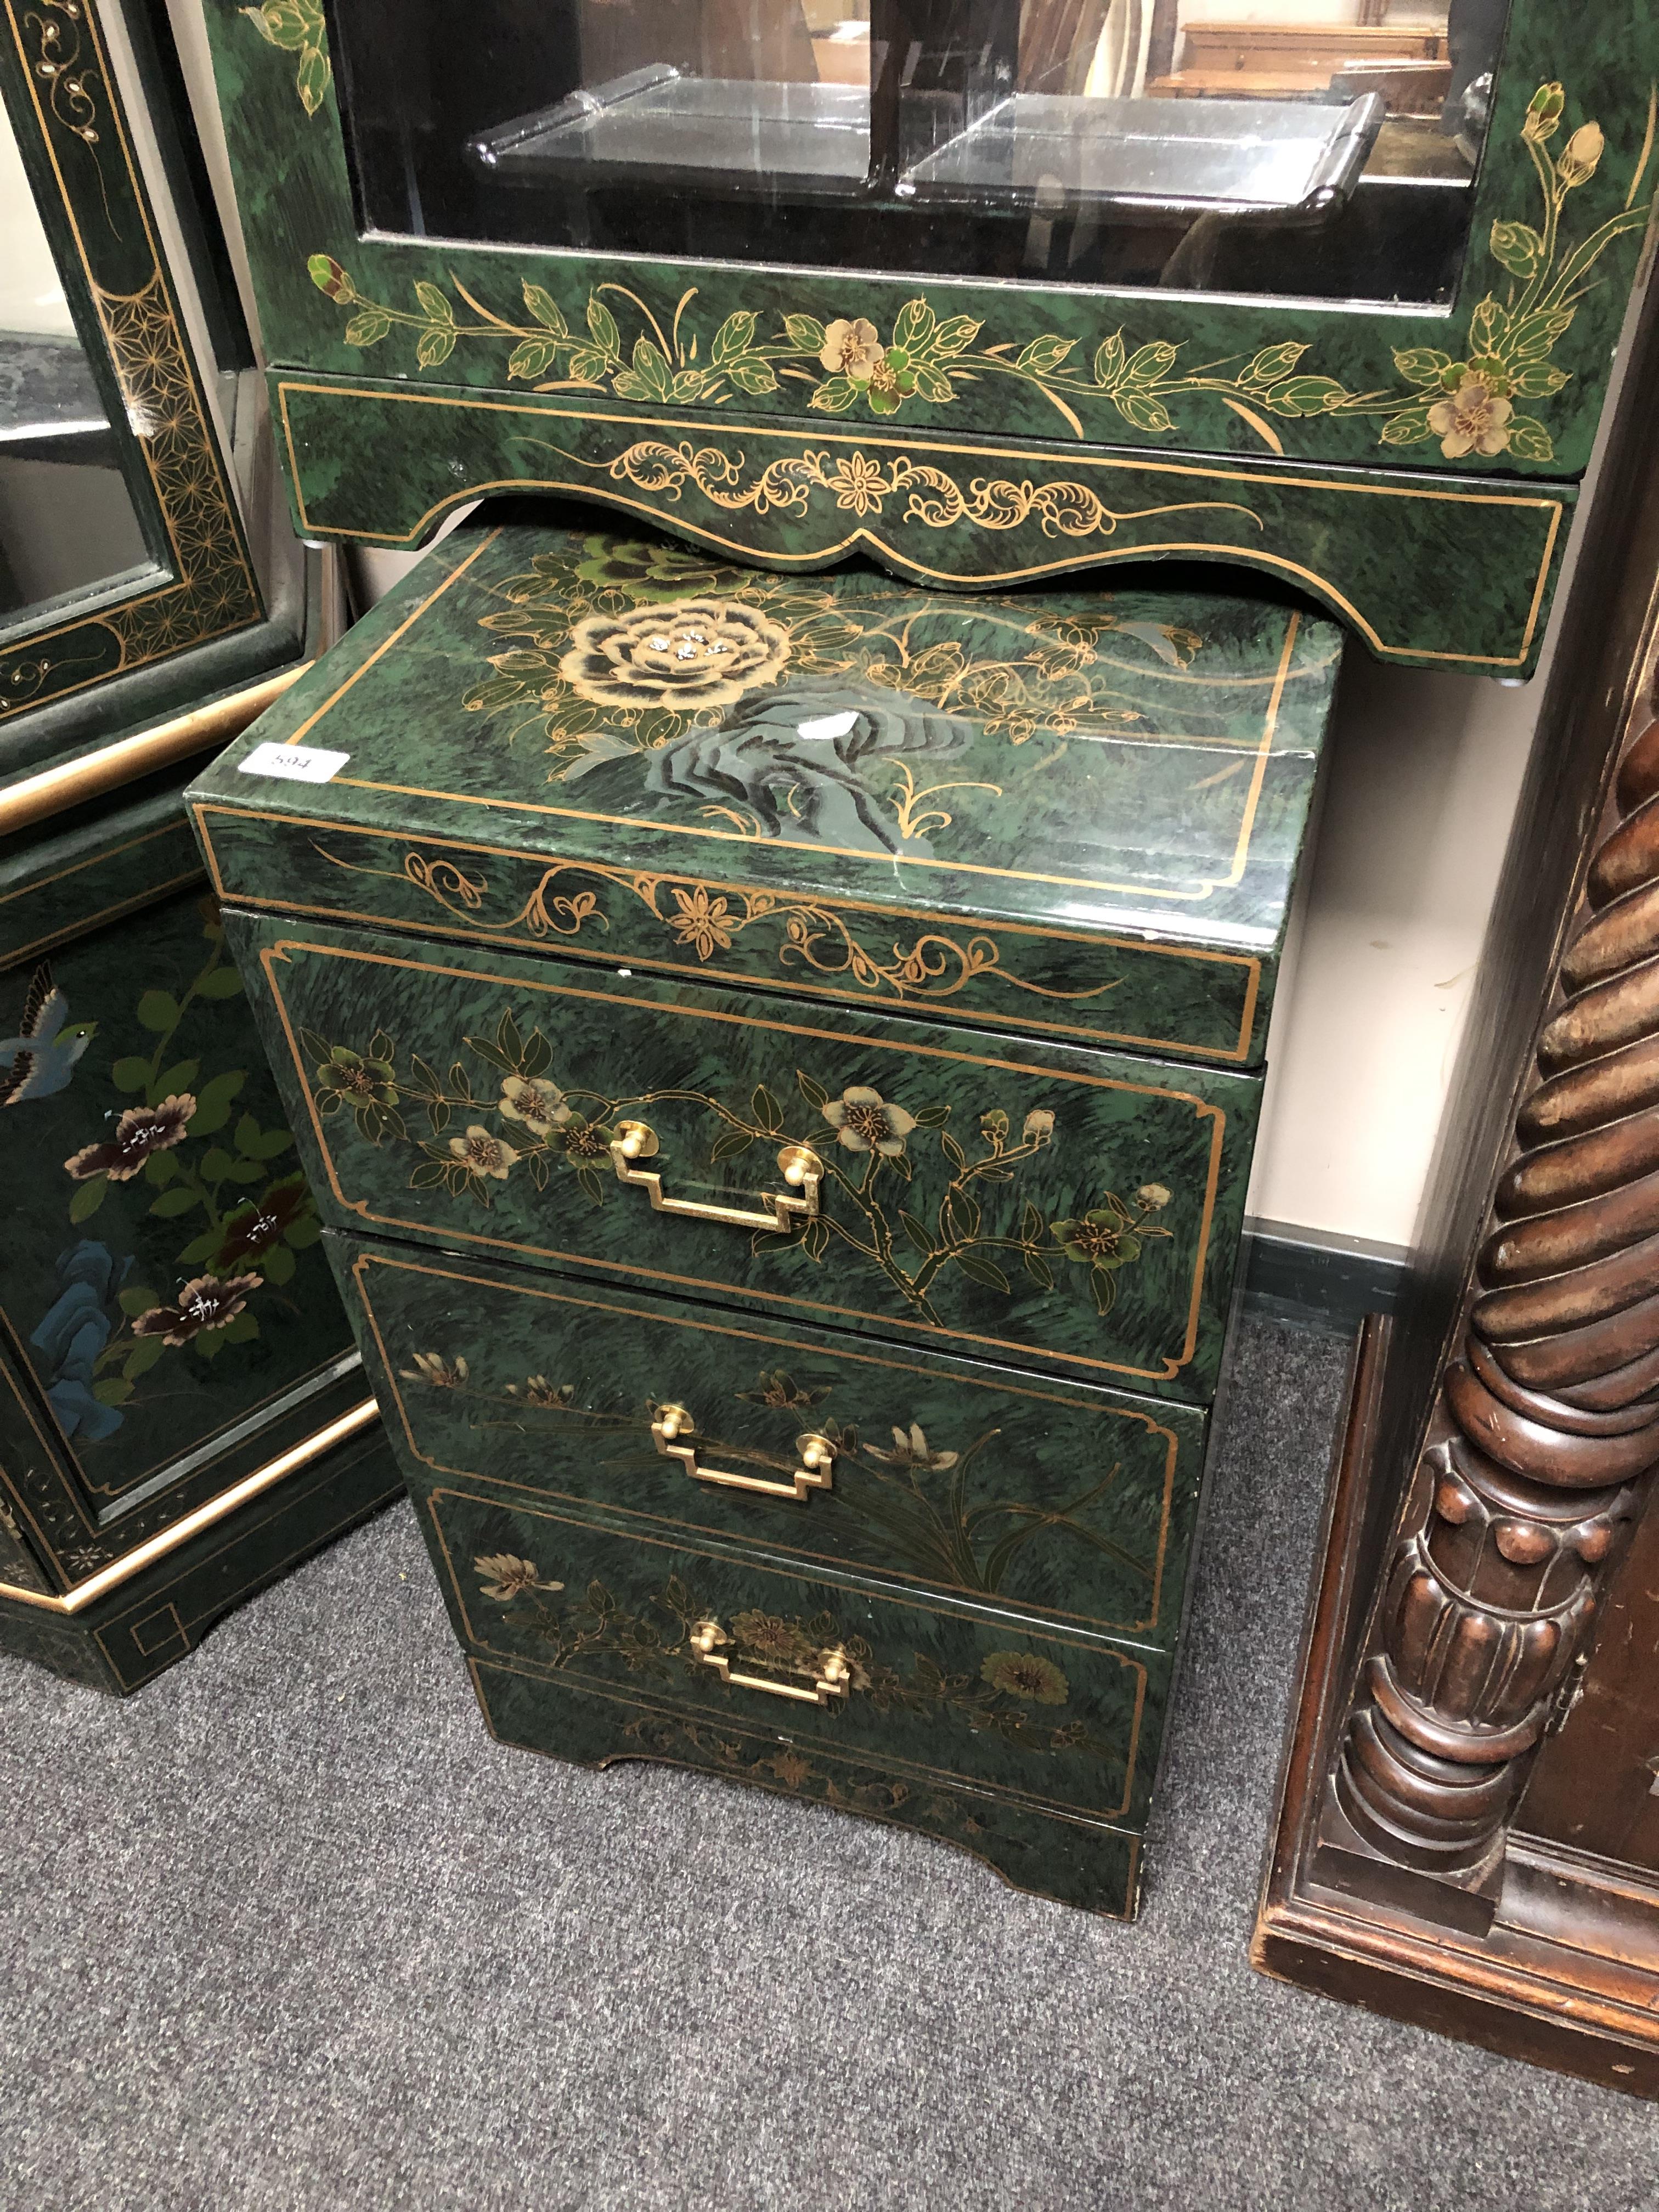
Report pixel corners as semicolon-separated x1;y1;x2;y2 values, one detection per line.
330;0;1510;302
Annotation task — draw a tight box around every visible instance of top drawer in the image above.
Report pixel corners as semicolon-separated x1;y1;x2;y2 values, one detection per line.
228;915;1259;1400
188;518;1337;1071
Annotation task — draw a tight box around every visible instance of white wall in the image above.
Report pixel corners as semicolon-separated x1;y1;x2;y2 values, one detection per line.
1249;657;1537;1246
0;122;75;336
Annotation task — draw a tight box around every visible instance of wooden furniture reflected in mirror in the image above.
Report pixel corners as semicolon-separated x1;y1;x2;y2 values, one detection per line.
1152;19;1446;94
1256;262;1659;2100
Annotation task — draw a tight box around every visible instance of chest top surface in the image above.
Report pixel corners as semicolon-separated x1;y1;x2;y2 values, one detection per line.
190;516;1336;981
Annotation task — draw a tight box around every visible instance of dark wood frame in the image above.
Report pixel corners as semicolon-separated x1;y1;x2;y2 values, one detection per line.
1255;257;1659;2098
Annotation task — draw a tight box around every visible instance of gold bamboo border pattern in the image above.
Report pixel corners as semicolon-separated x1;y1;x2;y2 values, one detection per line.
428;1485;1151;1825
274;380;1566;669
266;933;1232;1384
0;1398;379;1615
259;528;1307;910
349;1245;1186;1637
466;1652;1142;1913
193;804;1266;1065
2;0;261;715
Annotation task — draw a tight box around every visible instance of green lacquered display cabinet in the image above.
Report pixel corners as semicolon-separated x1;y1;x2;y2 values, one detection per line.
0;0;398;1694
189;508;1339;1910
197;0;1659;673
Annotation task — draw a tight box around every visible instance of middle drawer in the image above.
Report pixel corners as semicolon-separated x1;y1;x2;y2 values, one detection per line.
232;915;1259;1398
330;1232;1207;1649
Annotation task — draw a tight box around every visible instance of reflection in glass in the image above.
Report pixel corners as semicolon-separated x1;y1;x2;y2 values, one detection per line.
333;0;1510;301
0;105;147;624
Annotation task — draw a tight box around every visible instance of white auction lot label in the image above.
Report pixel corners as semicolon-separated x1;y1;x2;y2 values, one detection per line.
238;740;351;783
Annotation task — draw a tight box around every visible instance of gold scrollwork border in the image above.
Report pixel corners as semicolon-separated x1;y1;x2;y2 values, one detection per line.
273;381;1567;670
192;804;1265;1063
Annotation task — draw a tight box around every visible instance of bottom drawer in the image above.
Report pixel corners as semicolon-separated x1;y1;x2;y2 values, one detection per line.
411;1476;1167;1912
469;1654;1143;1918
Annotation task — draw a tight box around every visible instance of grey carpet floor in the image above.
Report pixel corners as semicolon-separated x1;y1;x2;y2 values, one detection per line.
3;1318;1656;2212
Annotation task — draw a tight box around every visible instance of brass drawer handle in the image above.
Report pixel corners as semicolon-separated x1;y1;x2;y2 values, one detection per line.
611;1120;822;1233
653;1404;835;1502
690;1618;852;1706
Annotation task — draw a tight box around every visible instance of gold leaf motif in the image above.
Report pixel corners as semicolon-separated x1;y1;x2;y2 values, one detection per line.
302;79;1650;470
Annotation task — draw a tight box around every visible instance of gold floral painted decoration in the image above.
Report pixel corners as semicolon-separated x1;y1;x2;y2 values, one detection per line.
306;81;1656;465
402;1351;469;1388
243;0;331;115
980;1651;1070;1705
466;1551;1126;1771
499;1075;570;1135
475;1554;562;1601
821;1086;916;1158
444;531;1202;858
301;1007;1181;1339
558;601;792;710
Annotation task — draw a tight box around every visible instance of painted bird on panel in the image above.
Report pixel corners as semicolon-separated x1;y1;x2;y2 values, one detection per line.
0;962;97;1105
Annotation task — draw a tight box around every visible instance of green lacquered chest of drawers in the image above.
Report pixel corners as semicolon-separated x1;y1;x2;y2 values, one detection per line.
189;509;1338;1914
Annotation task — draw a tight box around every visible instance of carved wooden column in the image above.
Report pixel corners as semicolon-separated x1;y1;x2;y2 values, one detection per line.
1330;695;1659;1911
1256;266;1659;2096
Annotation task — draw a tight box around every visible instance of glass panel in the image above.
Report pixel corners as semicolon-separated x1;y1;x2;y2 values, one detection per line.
331;0;1511;301
0;106;148;624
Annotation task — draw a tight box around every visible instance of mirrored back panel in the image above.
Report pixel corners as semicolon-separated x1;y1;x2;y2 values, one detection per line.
0;0;275;747
332;0;1508;302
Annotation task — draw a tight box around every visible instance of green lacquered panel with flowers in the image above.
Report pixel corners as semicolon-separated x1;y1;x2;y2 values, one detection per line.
189;517;1334;1056
0;887;359;1579
202;0;1657;482
336;1237;1206;1644
233;914;1257;1398
413;1477;1172;1838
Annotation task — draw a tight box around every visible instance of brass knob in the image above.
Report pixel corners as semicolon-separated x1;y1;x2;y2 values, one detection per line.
797;1432;834;1472
615;1119;658;1161
777;1142;820;1189
656;1403;691;1443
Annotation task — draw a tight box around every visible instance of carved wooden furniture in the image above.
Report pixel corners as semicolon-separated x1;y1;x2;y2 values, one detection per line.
1256;266;1659;2095
199;0;1657;674
186;506;1338;1911
0;0;397;1693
